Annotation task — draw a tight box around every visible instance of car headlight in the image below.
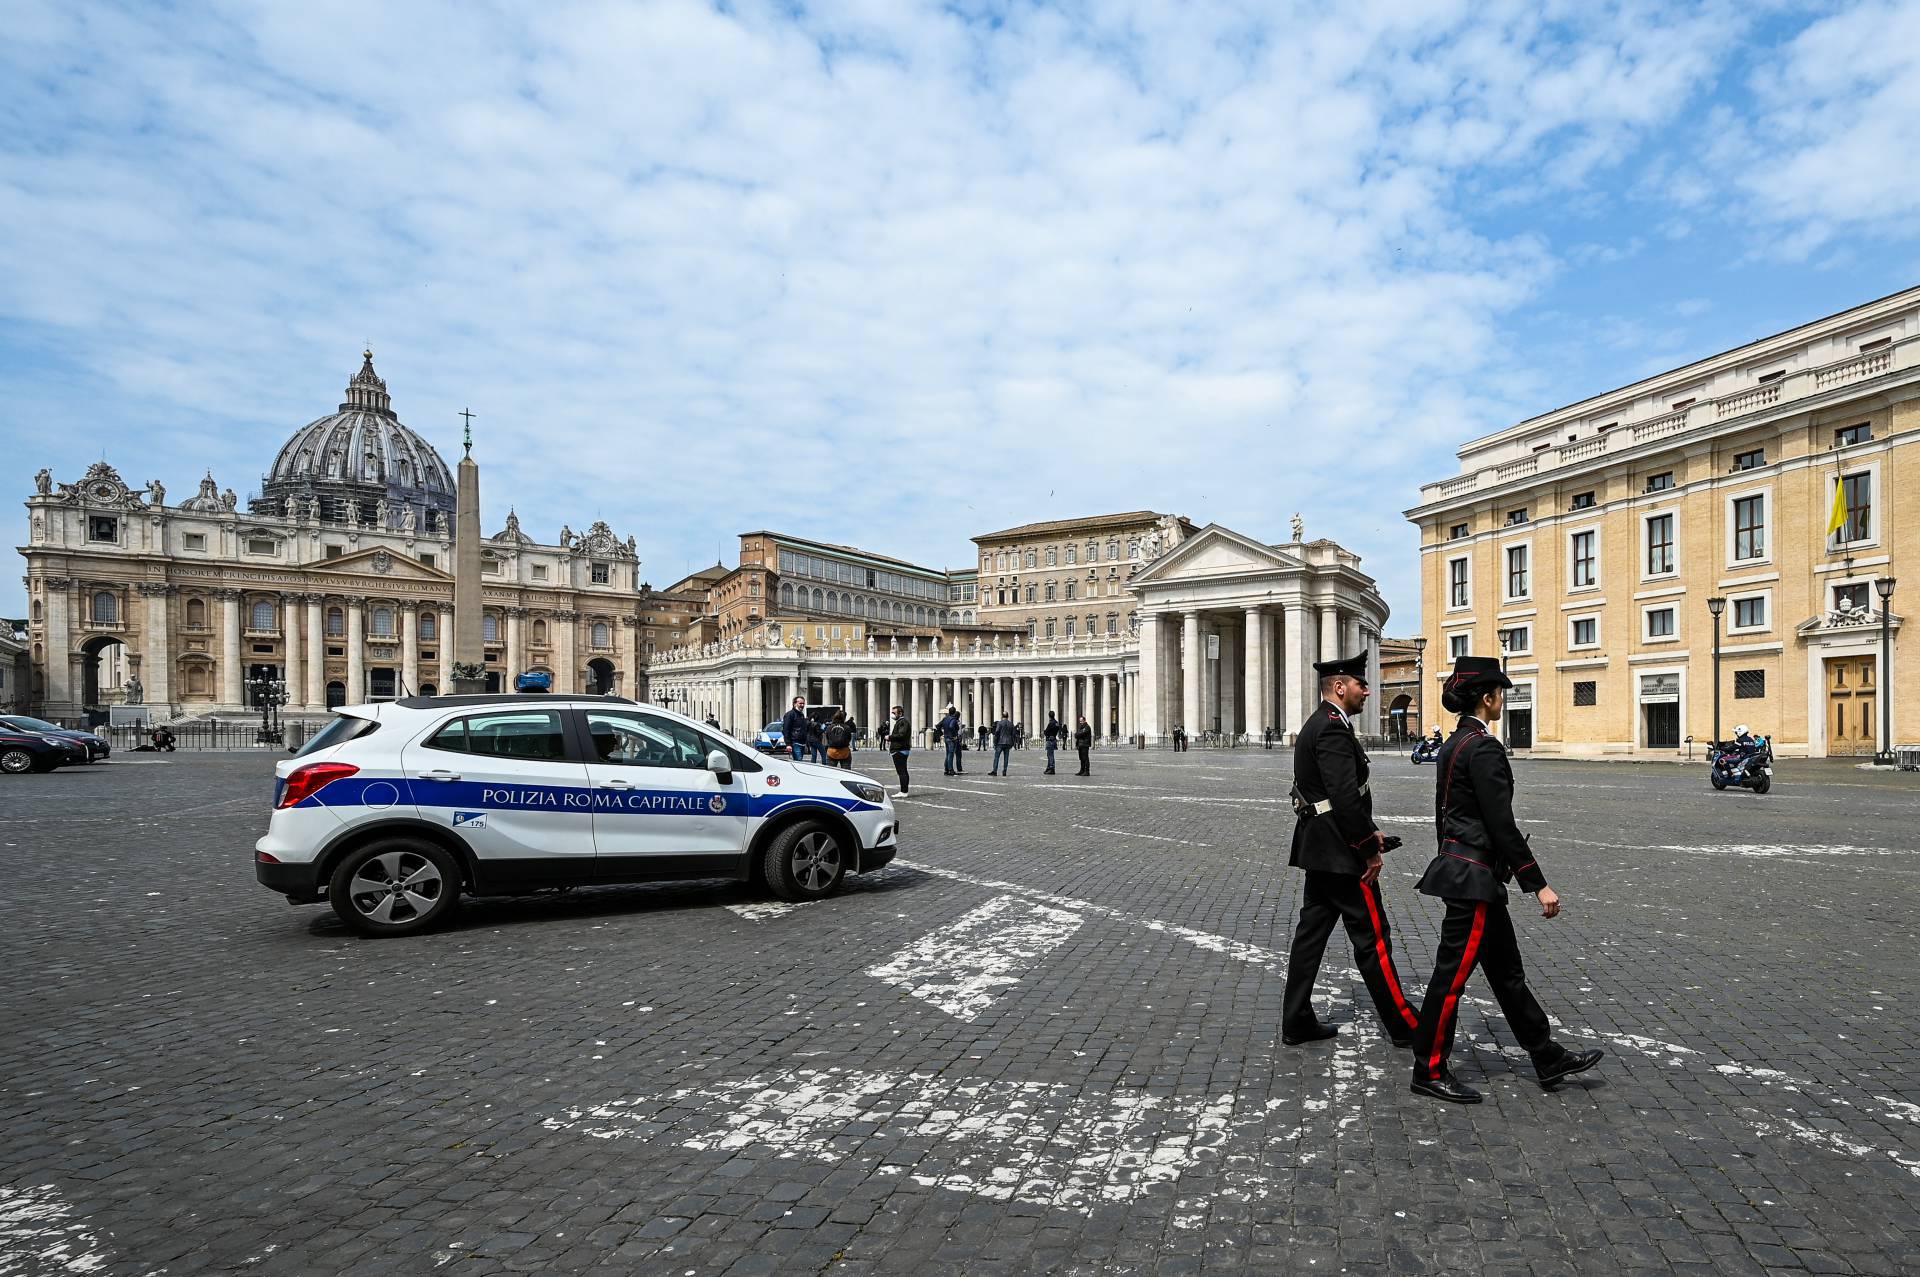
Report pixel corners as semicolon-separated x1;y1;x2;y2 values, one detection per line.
841;780;886;805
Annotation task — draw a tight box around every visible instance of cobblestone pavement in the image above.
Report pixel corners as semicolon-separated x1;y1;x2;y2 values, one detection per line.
2;745;1918;1276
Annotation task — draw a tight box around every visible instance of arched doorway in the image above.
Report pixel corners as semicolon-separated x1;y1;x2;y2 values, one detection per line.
326;680;346;709
80;635;130;709
419;683;438;697
1388;693;1414;742
587;658;616;695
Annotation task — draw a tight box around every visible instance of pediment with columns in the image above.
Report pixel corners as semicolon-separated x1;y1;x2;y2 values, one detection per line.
1127;523;1306;587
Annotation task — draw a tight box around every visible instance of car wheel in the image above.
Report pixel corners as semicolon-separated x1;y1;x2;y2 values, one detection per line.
763;819;846;902
328;839;461;937
1;748;36;774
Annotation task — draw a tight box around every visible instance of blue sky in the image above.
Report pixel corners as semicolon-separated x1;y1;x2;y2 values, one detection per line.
5;0;1920;626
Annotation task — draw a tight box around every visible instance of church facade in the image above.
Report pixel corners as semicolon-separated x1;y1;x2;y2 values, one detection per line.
19;354;649;719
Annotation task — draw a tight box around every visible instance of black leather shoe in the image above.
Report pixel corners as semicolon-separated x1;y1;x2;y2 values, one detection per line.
1537;1048;1604;1089
1281;1023;1339;1046
1410;1073;1482;1104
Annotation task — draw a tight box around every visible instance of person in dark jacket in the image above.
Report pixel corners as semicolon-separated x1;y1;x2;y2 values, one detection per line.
1042;712;1064;774
822;711;854;769
990;712;1017;775
886;704;912;795
939;705;965;775
978;721;990;752
1408;655;1603;1104
1280;654;1422;1050
1072;715;1093;775
780;697;810;761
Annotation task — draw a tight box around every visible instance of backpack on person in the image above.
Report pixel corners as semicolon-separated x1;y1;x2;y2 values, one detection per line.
825;722;852;760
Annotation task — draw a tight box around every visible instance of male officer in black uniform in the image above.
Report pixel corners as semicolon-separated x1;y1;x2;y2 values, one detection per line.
1280;653;1423;1047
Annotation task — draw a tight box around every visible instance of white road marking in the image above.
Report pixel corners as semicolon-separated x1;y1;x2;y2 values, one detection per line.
1649;844;1898;859
544;1067;1245;1214
0;1184;111;1274
1070;824;1211;847
865;895;1082;1020
891;797;968;811
724;901;808;921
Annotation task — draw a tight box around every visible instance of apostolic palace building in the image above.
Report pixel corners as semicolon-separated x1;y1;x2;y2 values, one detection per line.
18;352;1393;743
1407;285;1918;758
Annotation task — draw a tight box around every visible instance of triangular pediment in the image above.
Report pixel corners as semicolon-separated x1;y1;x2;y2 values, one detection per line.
1130;523;1301;585
309;546;453;582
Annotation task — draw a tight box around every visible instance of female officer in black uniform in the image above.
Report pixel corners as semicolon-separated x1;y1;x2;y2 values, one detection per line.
1408;656;1604;1104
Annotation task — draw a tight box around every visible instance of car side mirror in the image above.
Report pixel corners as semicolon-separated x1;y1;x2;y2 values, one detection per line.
706;749;733;783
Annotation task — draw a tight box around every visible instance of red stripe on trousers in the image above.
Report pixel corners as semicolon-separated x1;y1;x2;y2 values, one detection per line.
1426;902;1487;1078
1360;880;1419;1030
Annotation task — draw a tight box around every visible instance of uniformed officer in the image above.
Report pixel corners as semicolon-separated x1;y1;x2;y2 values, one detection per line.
1408;655;1604;1103
1280;653;1423;1048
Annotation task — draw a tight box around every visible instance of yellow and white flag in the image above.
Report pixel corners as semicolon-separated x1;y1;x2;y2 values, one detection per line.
1828;474;1849;538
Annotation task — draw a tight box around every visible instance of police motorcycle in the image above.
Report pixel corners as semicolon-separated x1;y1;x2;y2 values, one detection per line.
1409;729;1442;765
1709;725;1773;794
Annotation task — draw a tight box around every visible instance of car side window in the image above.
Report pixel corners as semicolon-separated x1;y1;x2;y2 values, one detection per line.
427;710;568;761
584;710;714;769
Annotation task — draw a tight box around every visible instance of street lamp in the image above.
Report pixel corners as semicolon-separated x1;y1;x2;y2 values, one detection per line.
1497;628;1512;672
1876;577;1897;765
1706;596;1726;747
246;673;287;746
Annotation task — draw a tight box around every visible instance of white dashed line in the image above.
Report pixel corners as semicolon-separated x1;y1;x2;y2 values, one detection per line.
1070;824;1212;847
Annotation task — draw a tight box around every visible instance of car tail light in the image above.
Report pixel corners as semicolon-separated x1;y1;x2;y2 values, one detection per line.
277;762;359;809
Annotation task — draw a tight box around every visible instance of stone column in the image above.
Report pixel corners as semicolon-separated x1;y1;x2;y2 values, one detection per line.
1181;612;1203;737
1365;629;1383;738
1343;615;1362;659
347;599;366;703
306;597;326;708
401;602;420;697
553;611;578;693
1319;605;1340;662
283;593;303;708
1261;610;1279;732
505;607;525;682
41;579;73;711
1285;602;1310;734
1244;608;1265;739
218;589;243;709
1137;613;1160;740
1218;627;1238;735
139;584;173;710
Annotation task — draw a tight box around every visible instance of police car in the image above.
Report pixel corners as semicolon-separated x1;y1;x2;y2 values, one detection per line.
255;693;900;937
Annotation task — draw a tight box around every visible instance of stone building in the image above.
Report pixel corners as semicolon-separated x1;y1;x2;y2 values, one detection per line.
649;521;1389;744
20;354;647;719
972;511;1194;642
706;531;985;649
1406;285;1918;757
1378;637;1428;742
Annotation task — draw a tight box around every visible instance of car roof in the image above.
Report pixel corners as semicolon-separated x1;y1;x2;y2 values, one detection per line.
392;693;637;710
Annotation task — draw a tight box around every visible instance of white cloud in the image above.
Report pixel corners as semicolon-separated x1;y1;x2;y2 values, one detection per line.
0;0;1847;627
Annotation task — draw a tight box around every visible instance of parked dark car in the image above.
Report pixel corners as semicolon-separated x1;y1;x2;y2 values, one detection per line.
0;729;73;774
0;715;110;762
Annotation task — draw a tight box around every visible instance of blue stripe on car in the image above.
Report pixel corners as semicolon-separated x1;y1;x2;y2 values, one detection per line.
298;776;876;817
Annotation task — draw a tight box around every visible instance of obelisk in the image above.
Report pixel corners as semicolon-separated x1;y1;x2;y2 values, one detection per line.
450;412;487;693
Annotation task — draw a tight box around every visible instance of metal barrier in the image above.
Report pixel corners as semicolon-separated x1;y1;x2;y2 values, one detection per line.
88;719;320;753
1896;744;1920;772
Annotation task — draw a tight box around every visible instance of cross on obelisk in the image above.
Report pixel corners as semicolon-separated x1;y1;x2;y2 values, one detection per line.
459;407;476;457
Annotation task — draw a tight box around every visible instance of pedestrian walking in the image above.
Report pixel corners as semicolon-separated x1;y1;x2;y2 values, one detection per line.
1073;714;1093;775
978;722;989;752
939;704;965;775
1043;711;1064;774
1409;656;1604;1104
1279;654;1422;1050
1173;724;1187;752
845;714;860;755
780;696;811;763
823;711;854;770
886;704;912;796
990;710;1017;775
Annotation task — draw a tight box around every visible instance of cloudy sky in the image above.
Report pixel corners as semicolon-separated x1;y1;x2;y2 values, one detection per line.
5;0;1920;625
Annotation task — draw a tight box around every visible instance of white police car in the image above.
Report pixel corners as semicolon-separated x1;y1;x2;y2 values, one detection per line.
255;693;899;937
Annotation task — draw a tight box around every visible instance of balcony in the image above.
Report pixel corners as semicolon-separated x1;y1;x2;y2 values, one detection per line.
1414;331;1919;508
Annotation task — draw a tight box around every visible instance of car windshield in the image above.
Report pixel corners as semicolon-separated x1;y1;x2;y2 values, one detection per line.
764;722;783;733
4;716;63;732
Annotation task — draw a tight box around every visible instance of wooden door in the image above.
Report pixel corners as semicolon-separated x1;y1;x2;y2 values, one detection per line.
1826;656;1878;757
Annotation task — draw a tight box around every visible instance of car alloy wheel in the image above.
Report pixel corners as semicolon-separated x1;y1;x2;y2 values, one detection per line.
327;840;461;937
789;830;843;893
1;748;34;774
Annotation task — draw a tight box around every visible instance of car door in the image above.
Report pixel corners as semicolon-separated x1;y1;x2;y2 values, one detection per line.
404;706;595;887
576;706;753;878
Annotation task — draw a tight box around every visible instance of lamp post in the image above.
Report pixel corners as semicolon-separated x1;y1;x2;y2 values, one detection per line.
246;673;287;746
1497;628;1511;672
1876;577;1897;765
1706;596;1726;747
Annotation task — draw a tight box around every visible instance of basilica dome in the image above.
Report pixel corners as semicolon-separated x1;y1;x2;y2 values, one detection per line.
255;351;455;529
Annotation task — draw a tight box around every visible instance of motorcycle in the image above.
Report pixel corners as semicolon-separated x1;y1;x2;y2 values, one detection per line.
149;727;177;752
1410;736;1441;765
1709;736;1772;794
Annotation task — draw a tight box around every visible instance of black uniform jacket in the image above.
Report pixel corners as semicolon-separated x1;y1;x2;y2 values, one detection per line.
1288;701;1382;875
1416;715;1549;902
